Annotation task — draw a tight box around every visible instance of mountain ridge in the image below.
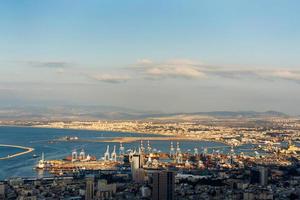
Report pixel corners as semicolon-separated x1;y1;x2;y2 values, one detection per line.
0;105;289;121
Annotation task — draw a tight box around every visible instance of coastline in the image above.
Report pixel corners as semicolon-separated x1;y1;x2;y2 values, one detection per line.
33;125;231;146
0;124;231;146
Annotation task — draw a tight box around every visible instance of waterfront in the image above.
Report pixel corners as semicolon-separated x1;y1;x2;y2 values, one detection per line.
0;126;246;180
1;125;299;199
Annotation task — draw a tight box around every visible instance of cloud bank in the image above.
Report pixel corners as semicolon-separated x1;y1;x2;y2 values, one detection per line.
23;58;300;84
132;58;300;83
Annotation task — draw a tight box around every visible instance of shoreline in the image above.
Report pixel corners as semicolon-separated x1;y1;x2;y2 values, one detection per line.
34;125;231;146
0;124;166;137
0;124;233;146
55;137;230;146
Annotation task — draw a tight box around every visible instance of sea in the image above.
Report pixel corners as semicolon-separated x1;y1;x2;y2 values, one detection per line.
0;126;256;180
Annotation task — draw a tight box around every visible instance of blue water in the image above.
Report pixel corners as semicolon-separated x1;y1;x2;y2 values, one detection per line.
0;126;251;180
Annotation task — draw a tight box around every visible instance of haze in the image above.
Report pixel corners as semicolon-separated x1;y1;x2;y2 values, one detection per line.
1;0;300;115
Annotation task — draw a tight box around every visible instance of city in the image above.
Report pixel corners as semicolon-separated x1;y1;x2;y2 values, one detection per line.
1;0;300;199
0;114;300;199
4;114;300;148
1;137;300;199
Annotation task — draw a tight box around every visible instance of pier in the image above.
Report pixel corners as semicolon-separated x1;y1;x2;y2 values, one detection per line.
0;144;34;160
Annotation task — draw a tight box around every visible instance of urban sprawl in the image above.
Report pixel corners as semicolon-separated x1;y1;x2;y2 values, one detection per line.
1;116;300;200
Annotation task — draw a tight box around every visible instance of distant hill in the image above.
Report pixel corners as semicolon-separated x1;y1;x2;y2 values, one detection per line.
190;111;287;117
142;111;288;121
0;105;288;121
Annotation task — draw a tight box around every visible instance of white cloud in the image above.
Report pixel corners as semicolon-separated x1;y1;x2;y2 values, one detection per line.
90;73;131;83
28;61;71;68
132;58;300;83
212;68;300;83
56;68;65;74
86;58;300;84
137;58;153;65
136;59;206;79
144;65;205;79
266;70;300;81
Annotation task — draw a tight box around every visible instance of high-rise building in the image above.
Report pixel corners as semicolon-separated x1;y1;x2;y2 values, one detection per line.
96;179;116;200
85;176;95;200
0;182;5;200
250;168;260;185
250;166;268;186
151;171;175;200
259;166;268;186
134;168;146;183
131;154;144;182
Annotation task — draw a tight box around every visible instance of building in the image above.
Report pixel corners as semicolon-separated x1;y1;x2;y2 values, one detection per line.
131;153;144;182
259;166;268;186
250;166;268;186
151;171;175;200
140;186;151;198
243;190;273;200
96;179;116;200
0;182;5;200
134;168;146;183
250;168;260;185
85;176;95;200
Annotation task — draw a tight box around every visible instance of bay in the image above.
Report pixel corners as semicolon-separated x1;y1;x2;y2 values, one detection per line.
0;126;251;180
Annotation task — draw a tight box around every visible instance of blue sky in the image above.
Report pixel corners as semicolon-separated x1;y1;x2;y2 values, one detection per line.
1;0;300;114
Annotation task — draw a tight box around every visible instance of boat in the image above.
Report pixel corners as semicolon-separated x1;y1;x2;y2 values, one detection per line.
32;154;39;158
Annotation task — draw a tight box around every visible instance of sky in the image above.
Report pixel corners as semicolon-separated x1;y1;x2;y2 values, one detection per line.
0;0;300;115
